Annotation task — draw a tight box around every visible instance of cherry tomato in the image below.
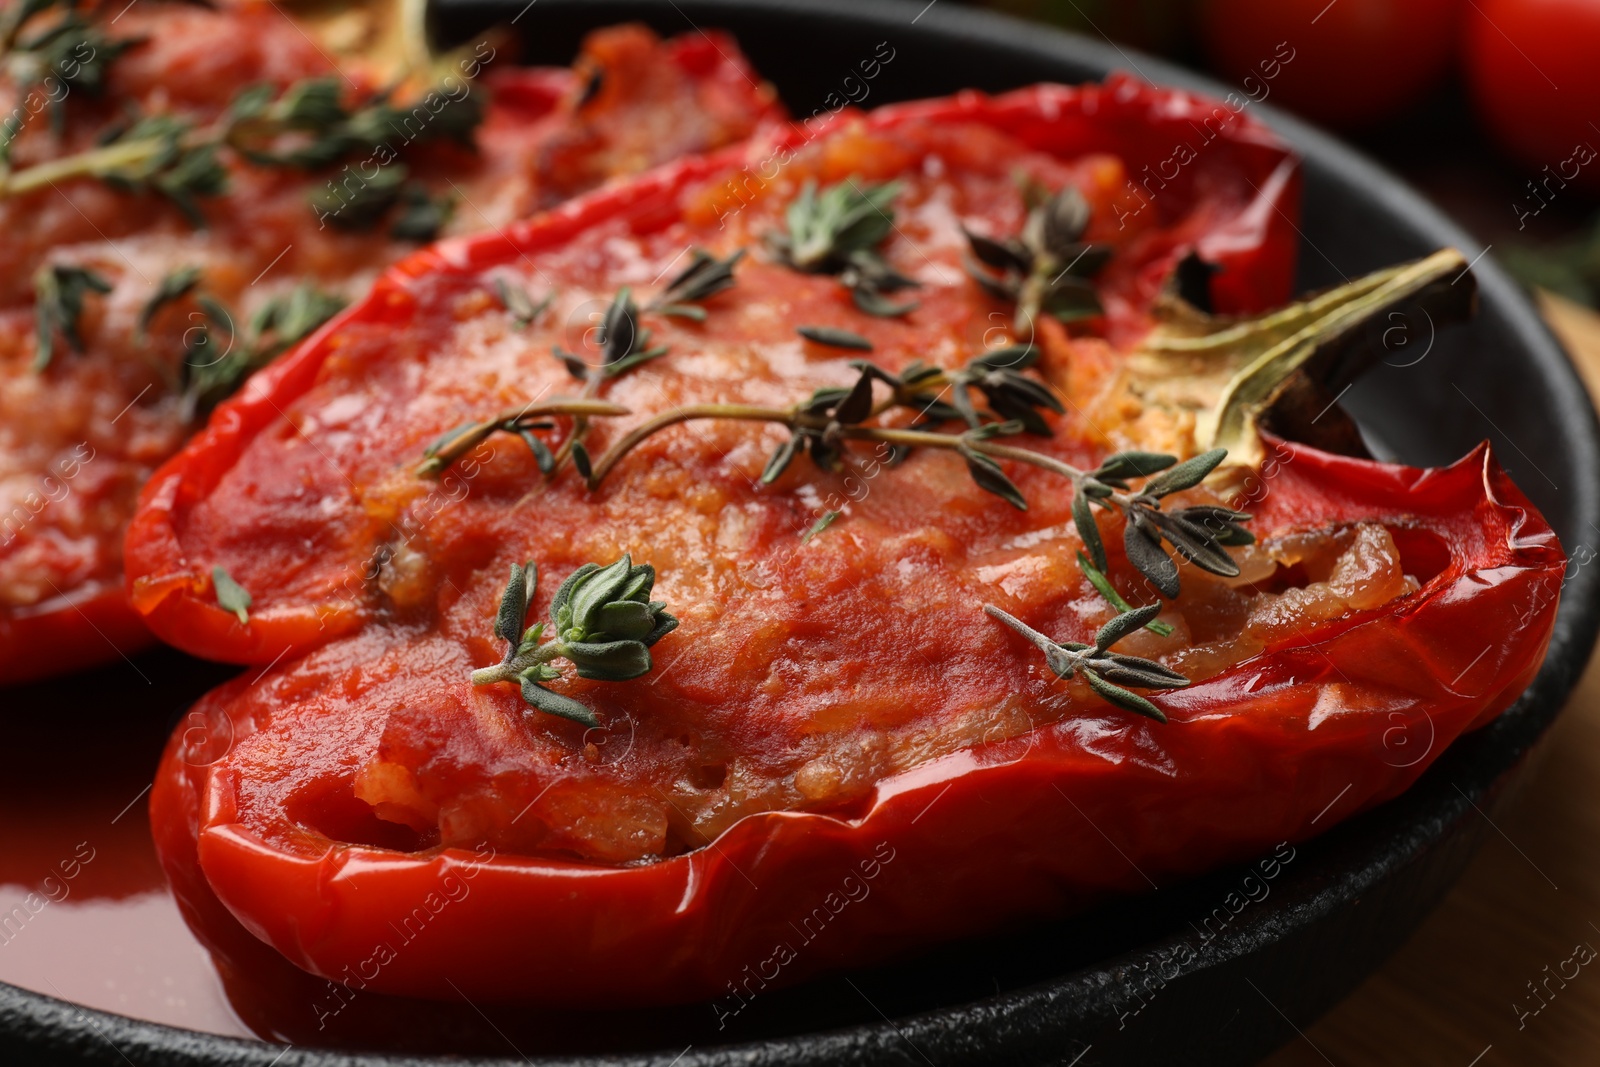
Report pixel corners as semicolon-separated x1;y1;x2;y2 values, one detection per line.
1464;0;1600;191
1199;0;1464;130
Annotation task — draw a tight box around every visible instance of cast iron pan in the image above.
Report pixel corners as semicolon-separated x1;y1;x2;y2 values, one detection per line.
4;0;1598;1063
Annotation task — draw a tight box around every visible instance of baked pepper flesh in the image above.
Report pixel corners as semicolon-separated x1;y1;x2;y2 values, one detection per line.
130;79;1562;1006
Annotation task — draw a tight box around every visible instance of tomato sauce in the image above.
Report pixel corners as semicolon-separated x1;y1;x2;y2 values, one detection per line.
0;653;249;1037
129;110;1301;865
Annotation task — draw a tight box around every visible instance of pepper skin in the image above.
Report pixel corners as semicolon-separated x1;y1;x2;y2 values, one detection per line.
149;440;1562;1005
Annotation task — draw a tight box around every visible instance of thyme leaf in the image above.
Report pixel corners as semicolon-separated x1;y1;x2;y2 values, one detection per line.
570;439;593;480
33;263;111;371
802;509;841;543
249;282;349;361
984;603;1186;722
553;288;670;385
964;180;1110;337
649;247;744;319
309;163;405;231
388;183;454;242
494;276;554;329
212;564;252;626
947;343;1062;434
1077;551;1174;638
1072;447;1248;600
797;325;873;350
769;177;920;317
160;276;348;419
137;265;202;341
471;555;678;728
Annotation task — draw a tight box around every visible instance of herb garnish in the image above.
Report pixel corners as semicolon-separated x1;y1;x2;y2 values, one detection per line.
1072;449;1253;599
136;265;202;341
984;603;1187;722
307;164;405;230
796;325;873;350
648;247;745;322
470;556;678;727
249;283;350;362
431;339;1242;717
802;509;841;543
1077;551;1174;638
943;342;1063;435
554;288;670;383
141;272;349;419
212;564;252;625
581;353;1252;604
33;263;111;371
965;180;1109;336
593;344;1064;491
415;398;631;478
388;184;455;242
494;276;554;330
0;73;484;232
424;252;1481;722
768;177;920;317
0;0;133;145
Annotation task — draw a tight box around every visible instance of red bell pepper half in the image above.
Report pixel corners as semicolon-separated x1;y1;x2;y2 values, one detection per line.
0;19;781;686
129;79;1562;1009
148;440;1561;1006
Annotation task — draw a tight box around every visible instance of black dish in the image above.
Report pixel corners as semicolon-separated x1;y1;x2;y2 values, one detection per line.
4;1;1599;1064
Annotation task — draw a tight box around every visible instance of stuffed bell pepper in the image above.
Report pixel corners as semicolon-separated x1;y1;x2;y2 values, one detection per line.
125;75;1562;1006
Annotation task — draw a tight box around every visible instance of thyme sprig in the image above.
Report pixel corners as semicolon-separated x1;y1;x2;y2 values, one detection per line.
984;603;1187;722
9;110;229;224
583;361;1245;601
550;287;674;478
0;74;483;232
1072;449;1253;599
553;288;669;382
1;0;132;146
943;342;1064;434
33;263;110;371
647;247;744;321
965;181;1109;336
494;276;554;330
470;556;678;727
415;286;674;480
768;177;920;317
137;270;349;418
415;398;631;477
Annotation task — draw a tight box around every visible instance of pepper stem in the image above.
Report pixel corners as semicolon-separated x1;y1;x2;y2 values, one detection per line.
1127;248;1477;479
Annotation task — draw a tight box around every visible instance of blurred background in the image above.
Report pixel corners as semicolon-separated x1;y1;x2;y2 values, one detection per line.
970;0;1600;304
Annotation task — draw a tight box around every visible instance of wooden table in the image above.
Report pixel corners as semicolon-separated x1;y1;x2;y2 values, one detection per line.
1264;292;1600;1067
